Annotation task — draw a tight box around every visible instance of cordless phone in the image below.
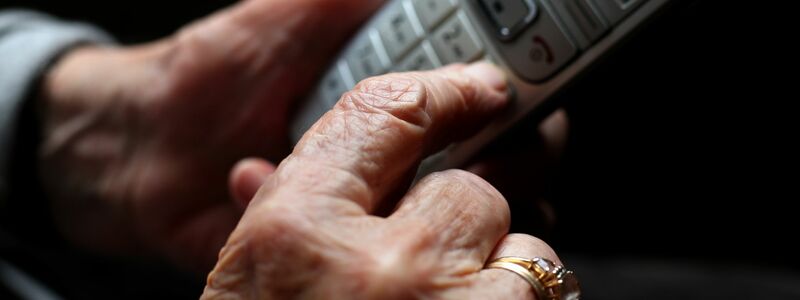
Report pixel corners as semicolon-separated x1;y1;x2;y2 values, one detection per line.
290;0;673;176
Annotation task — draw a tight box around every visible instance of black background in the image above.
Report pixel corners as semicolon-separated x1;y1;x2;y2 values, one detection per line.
1;0;795;298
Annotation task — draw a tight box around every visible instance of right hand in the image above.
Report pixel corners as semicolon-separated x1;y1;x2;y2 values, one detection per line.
203;63;566;299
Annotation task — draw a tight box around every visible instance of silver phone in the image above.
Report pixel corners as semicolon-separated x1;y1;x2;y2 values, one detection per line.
290;0;673;176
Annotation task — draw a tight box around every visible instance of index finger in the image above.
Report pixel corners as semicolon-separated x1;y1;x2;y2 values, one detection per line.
272;62;508;213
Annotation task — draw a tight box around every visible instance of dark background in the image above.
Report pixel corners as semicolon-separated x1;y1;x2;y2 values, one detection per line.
1;0;795;299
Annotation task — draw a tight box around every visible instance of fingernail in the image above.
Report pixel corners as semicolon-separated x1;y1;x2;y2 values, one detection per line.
462;62;507;92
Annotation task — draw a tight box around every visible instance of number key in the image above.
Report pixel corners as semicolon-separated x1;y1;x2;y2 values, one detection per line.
431;12;484;64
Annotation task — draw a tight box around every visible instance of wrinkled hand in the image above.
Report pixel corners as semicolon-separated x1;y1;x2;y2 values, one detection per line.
38;0;384;272
202;64;564;299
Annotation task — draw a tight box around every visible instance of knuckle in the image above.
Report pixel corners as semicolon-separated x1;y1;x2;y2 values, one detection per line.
172;19;268;74
420;170;510;229
430;169;507;207
505;233;549;249
360;254;418;295
356;228;434;297
339;73;432;130
504;233;559;261
237;202;317;253
208;202;331;296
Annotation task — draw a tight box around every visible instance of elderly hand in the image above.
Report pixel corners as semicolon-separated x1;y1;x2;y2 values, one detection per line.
202;63;567;299
38;0;383;272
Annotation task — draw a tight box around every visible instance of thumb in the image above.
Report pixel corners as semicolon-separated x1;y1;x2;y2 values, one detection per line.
229;158;277;210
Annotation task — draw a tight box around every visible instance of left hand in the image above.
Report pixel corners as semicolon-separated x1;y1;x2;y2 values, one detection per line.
203;64;567;299
38;0;383;273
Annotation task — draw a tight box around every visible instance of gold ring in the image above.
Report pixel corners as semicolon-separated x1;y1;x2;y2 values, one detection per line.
486;256;581;300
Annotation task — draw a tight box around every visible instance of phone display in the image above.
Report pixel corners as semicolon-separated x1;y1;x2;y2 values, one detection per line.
290;0;672;176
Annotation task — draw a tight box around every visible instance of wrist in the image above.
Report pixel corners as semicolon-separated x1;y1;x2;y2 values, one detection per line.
40;45;123;122
36;45;147;255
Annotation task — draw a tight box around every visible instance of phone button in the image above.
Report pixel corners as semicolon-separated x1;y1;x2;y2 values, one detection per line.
478;0;538;40
431;12;485;64
498;4;577;82
412;0;457;31
378;3;423;61
346;32;388;82
396;41;440;72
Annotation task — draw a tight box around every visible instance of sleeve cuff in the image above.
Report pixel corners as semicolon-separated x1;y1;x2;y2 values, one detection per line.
0;9;115;201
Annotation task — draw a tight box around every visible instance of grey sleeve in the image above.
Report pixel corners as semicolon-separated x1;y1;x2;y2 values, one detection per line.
0;9;114;200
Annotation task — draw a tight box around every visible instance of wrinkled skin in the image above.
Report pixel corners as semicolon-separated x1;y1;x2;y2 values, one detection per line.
202;66;564;299
40;0;384;272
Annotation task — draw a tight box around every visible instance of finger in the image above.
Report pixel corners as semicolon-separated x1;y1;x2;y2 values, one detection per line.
438;234;561;300
540;109;569;159
229;158;276;210
389;170;510;273
484;234;562;300
274;62;508;213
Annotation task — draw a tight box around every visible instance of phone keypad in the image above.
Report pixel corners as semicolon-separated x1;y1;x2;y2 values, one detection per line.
311;0;487;112
431;12;485;64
